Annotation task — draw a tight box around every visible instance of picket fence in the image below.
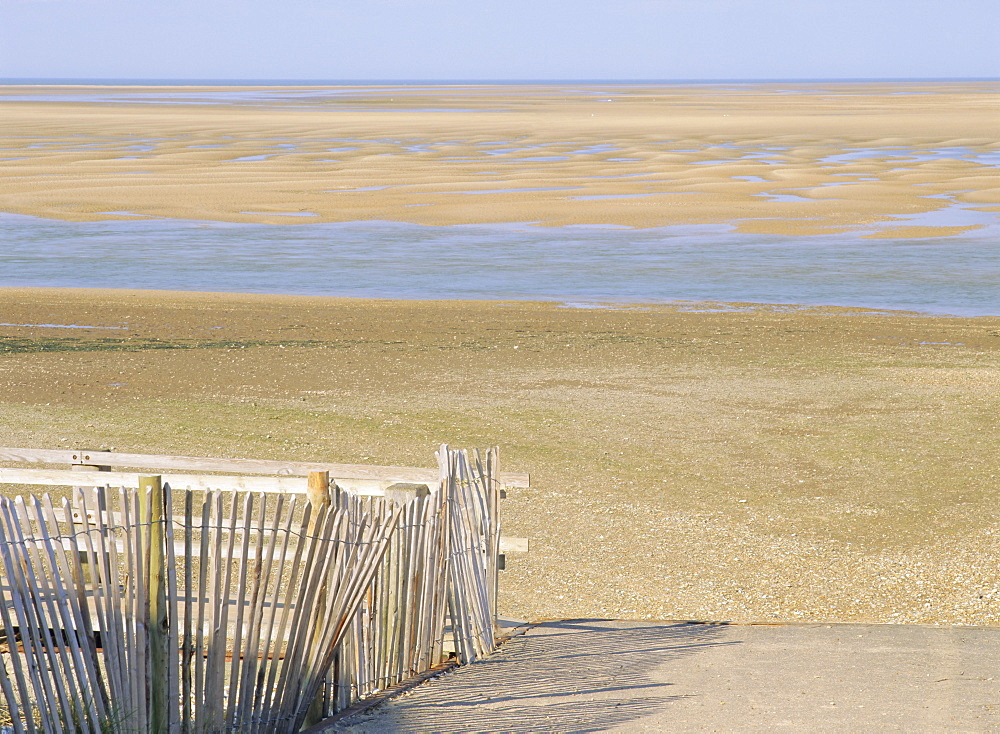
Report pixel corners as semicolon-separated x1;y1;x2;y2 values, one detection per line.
0;445;526;733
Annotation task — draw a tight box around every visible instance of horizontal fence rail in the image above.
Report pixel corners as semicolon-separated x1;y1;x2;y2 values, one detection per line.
0;447;530;488
0;445;519;732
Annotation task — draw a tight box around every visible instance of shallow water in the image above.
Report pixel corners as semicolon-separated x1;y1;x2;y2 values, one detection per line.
569;193;692;200
238;211;319;217
752;192;813;203
818;147;1000;167
1;214;997;316
425;187;582;195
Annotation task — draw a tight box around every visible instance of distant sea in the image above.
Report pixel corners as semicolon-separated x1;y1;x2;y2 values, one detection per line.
1;214;997;316
3;77;999;86
2;79;997;316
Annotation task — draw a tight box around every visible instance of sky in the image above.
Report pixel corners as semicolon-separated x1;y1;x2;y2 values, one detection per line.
1;0;998;81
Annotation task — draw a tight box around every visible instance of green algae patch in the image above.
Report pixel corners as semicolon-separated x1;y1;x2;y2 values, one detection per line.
0;336;331;355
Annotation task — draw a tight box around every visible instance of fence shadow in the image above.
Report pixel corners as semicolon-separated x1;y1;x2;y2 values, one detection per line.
336;619;737;733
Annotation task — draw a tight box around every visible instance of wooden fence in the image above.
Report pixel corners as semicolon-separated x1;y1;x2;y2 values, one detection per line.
0;445;529;732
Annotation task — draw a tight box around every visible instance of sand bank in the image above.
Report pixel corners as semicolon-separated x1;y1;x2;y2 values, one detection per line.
2;288;999;624
1;82;997;236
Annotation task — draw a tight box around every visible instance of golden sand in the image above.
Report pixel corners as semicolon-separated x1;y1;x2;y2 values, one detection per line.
1;82;997;236
2;289;999;625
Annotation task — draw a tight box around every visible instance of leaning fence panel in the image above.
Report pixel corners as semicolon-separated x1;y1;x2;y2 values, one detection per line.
0;488;400;732
0;445;508;730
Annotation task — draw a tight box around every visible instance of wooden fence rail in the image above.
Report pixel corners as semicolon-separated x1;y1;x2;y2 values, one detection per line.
0;445;522;732
0;447;530;488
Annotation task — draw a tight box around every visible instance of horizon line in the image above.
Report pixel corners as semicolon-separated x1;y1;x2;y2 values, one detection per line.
2;76;999;86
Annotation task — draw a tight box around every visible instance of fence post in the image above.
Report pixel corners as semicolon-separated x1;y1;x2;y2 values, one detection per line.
139;474;169;734
306;470;331;534
304;471;331;727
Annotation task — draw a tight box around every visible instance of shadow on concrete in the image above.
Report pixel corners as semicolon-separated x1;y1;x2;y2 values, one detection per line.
335;619;736;733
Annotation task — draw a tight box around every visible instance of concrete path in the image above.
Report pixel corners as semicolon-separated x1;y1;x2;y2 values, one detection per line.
328;619;1000;732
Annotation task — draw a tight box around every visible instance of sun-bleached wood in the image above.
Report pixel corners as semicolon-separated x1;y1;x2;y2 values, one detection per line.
0;446;514;728
0;446;530;487
499;536;529;553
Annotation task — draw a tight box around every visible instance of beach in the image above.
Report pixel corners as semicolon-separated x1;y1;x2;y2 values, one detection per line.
1;82;998;626
1;288;998;625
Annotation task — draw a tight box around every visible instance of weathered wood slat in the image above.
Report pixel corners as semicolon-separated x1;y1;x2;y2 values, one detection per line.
181;490;194;728
235;495;276;722
162;485;182;734
192;491;212;721
0;447;530;487
23;496;79;727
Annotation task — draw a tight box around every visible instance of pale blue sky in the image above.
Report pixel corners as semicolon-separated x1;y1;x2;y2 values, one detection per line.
1;0;997;80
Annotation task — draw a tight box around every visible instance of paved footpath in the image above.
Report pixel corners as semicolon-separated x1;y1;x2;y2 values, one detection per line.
327;619;1000;732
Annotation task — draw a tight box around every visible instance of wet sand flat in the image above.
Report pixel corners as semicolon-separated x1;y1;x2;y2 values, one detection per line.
1;82;998;236
2;288;999;625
